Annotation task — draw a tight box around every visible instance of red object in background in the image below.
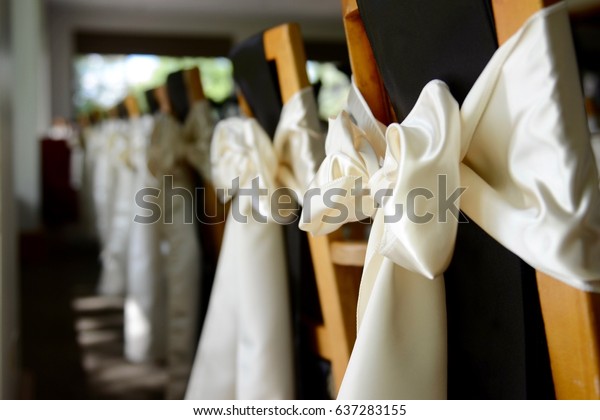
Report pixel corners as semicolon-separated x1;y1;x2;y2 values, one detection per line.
40;138;78;227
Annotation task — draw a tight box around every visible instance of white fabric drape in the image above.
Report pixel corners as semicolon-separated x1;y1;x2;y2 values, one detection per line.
125;101;214;398
91;120;117;258
301;82;449;400
140;111;203;399
94;119;132;296
301;2;600;400
80;124;102;239
185;87;323;400
124;115;167;364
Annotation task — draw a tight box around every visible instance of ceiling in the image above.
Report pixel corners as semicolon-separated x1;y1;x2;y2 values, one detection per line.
46;0;342;20
46;0;600;15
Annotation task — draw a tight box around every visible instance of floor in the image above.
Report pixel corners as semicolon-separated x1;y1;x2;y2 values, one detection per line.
20;227;167;399
19;224;331;400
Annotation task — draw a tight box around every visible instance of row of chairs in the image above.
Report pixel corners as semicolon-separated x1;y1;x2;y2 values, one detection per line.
278;0;600;399
227;0;599;399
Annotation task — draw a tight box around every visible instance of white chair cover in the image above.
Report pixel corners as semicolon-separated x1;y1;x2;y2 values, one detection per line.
301;2;600;399
124;115;167;364
185;87;323;399
95;119;131;296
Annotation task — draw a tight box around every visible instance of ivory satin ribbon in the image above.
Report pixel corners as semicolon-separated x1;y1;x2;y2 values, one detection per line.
301;2;600;399
144;112;202;399
185;87;323;399
125;115;164;365
96;118;132;296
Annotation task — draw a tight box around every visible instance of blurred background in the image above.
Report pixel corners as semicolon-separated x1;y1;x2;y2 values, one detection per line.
0;0;599;400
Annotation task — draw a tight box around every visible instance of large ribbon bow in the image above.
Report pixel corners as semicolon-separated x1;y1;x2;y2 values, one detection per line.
301;2;600;293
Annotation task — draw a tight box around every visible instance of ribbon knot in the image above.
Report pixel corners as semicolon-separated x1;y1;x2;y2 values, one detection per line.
211;87;324;221
211;117;279;219
303;3;600;290
301;80;462;279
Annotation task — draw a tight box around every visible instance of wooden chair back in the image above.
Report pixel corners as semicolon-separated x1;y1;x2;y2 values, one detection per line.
234;23;367;396
342;0;600;399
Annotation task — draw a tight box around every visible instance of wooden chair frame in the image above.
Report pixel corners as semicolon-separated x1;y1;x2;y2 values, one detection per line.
123;94;140;118
235;23;366;395
342;0;600;400
183;67;205;103
153;85;172;115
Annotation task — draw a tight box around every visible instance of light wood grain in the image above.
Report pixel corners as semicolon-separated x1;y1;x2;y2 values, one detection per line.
263;23;311;104
123;94;140;118
537;273;600;399
307;234;359;391
330;240;367;267
306;320;332;361
184;67;205;103
492;0;560;45
153;85;172;115
236;91;253;117
342;0;394;125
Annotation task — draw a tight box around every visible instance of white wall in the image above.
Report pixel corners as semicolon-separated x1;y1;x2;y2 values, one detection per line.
0;0;50;398
0;0;18;400
48;3;345;119
12;0;50;232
